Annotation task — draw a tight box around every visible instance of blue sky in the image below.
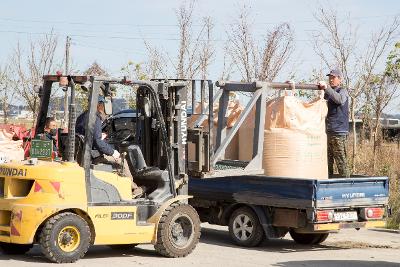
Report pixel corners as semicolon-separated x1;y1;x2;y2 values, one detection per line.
0;0;399;109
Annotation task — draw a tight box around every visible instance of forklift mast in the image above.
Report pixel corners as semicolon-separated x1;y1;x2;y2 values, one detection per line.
137;80;193;195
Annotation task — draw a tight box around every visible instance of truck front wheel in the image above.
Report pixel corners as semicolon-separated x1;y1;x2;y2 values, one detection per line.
228;207;264;247
289;230;329;245
39;212;91;263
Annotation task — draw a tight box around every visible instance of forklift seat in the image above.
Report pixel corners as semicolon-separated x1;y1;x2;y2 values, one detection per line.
125;145;172;202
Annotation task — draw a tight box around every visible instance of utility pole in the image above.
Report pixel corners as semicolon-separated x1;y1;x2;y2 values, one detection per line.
63;36;71;128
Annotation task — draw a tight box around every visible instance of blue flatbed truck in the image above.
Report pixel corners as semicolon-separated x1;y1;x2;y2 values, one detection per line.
183;80;389;247
188;175;389;246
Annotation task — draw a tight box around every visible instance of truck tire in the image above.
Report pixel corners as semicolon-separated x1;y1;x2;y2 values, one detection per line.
289;230;329;245
0;242;32;254
39;212;91;263
228;207;264;247
154;203;201;258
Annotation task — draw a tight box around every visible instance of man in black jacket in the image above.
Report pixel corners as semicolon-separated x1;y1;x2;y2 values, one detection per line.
318;69;350;177
76;95;120;160
76;96;143;196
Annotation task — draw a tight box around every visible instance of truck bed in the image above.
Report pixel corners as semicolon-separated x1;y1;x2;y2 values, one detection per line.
188;175;389;209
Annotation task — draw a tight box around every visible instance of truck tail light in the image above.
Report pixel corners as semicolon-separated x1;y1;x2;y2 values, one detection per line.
362;207;384;220
315;210;334;222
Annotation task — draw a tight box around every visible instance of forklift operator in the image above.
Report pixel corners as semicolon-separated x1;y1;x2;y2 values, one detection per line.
75;95;143;197
76;95;121;162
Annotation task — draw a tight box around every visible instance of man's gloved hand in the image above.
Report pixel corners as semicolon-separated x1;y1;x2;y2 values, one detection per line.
112;150;121;159
318;81;328;90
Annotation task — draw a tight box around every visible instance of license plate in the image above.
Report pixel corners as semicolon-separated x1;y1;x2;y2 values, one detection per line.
334;211;358;222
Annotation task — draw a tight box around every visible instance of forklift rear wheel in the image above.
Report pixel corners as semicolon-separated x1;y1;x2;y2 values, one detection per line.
289;230;329;245
39;212;91;263
0;242;33;254
155;203;201;258
228;207;265;247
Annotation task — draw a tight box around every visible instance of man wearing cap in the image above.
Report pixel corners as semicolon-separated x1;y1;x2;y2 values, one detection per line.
75;95;119;159
75;95;143;196
318;69;350;178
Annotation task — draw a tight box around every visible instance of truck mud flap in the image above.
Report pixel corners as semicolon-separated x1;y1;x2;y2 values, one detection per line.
248;205;287;239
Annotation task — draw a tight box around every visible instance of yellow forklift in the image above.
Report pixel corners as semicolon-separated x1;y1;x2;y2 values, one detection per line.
0;75;200;263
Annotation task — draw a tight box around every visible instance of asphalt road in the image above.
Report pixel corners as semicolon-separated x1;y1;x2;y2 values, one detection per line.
1;224;399;267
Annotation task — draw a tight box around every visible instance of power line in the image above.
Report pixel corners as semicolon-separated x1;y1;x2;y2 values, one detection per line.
0;28;380;44
0;17;182;27
0;13;397;27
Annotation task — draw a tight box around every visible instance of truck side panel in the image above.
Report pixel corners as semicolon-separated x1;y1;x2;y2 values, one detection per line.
189;176;315;209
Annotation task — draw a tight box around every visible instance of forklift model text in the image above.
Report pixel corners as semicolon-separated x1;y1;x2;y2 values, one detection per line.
111;212;135;220
181;100;187;145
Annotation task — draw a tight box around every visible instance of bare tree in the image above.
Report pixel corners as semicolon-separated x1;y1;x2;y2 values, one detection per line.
11;33;58;122
227;6;294;82
312;7;399;171
220;43;234;80
143;40;169;79
176;0;195;78
227;6;258;82
175;1;214;79
258;23;294;81
176;1;200;79
0;63;16;124
199;16;215;80
140;1;214;81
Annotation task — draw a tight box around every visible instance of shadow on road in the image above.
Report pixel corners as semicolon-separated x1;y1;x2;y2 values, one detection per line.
1;226;397;264
199;226;347;253
271;260;400;267
0;244;161;263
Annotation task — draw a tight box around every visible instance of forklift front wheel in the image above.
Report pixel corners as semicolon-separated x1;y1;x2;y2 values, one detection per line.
39;212;91;263
154;203;201;258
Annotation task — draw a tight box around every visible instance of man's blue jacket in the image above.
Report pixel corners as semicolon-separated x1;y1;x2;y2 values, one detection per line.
75;111;114;156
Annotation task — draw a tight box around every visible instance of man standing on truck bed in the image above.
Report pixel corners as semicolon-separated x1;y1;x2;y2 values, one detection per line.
318;69;350;178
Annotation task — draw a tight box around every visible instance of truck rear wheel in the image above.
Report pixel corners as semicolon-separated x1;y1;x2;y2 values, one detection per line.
228;207;264;247
154;203;201;258
39;212;91;263
0;243;32;254
289;230;329;245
